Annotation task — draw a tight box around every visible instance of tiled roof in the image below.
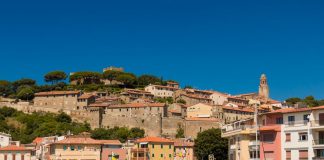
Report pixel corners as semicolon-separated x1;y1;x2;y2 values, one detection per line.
35;91;80;96
32;137;43;144
78;94;95;99
148;84;179;90
222;106;254;113
181;94;212;100
135;137;174;143
259;125;281;131
109;103;165;108
54;137;102;145
185;117;219;122
98;140;122;145
0;145;31;151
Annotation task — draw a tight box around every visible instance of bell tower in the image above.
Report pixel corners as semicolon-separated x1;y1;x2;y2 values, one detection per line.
259;74;269;99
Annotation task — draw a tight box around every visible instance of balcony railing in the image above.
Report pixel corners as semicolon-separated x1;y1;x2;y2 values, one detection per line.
222;125;256;133
313;139;324;145
284;120;308;126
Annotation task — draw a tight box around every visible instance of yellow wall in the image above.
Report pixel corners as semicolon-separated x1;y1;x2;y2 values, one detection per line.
135;142;174;160
187;103;212;118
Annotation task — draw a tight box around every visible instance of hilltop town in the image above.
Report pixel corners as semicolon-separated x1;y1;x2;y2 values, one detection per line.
0;66;283;160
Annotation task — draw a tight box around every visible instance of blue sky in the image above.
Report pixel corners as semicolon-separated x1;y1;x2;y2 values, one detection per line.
0;0;324;100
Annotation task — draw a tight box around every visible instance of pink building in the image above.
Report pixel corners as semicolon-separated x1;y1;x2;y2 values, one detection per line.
100;140;127;160
259;111;283;160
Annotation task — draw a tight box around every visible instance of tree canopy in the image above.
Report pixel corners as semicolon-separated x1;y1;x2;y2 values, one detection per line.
194;128;228;160
116;73;137;87
90;127;145;143
69;72;102;84
137;74;161;86
0;107;90;144
103;70;123;81
16;86;34;101
0;80;13;96
286;96;324;107
44;71;67;84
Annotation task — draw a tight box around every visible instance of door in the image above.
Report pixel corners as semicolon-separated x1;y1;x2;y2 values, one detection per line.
319;131;324;144
319;113;324;125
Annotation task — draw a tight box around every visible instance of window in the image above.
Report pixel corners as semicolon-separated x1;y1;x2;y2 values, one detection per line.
288;116;295;125
63;145;67;150
299;132;308;141
169;154;172;158
161;154;163;157
299;150;308;160
152;154;154;157
70;145;75;151
249;151;260;159
169;145;171;149
276;117;283;124
152;144;154;148
304;114;310;123
161;144;163;148
286;133;291;142
21;155;24;160
78;146;82;150
286;150;291;159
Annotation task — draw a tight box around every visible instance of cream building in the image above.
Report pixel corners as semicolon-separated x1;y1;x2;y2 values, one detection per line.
33;91;81;111
186;103;213;118
145;84;179;98
0;132;11;148
0;145;34;160
49;136;102;160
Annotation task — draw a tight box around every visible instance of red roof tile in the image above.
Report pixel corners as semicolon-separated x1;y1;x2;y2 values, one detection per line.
135;137;174;143
35;91;80;96
32;137;43;144
185;117;219;122
54;137;102;145
78;94;95;99
0;145;31;151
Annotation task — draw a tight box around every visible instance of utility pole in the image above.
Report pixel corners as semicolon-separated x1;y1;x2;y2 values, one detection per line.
254;103;259;159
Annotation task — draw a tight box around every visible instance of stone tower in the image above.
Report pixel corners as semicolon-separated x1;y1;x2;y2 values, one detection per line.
259;74;269;99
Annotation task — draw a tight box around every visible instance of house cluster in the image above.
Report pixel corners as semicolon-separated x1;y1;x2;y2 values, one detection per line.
0;132;194;160
222;105;324;160
0;73;283;139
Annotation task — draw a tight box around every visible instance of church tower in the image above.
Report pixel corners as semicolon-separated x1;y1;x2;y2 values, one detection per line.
259;74;269;99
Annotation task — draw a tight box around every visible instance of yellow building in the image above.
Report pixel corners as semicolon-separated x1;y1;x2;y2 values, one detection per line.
131;137;174;160
186;103;213;118
49;136;102;160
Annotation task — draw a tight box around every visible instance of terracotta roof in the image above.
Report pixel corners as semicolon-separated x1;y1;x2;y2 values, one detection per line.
168;110;181;114
78;94;95;99
266;105;324;114
148;84;179;90
173;140;194;147
109;103;165;108
54;137;102;145
32;137;43;144
181;94;212;100
89;102;110;107
122;89;153;95
259;125;281;131
167;81;179;85
222;106;254;113
35;91;80;96
135;137;174;143
98;140;122;145
185;117;219;122
0;145;31;151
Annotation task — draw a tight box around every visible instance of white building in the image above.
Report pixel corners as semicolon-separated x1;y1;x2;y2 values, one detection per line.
209;92;228;105
144;84;179;98
0;132;11;148
281;106;324;160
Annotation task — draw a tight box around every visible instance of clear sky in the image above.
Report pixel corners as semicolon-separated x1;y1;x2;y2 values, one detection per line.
0;0;323;100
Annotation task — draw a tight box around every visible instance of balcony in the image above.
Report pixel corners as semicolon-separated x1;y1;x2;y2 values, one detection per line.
249;141;260;146
313;139;324;148
311;120;324;129
222;124;256;137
